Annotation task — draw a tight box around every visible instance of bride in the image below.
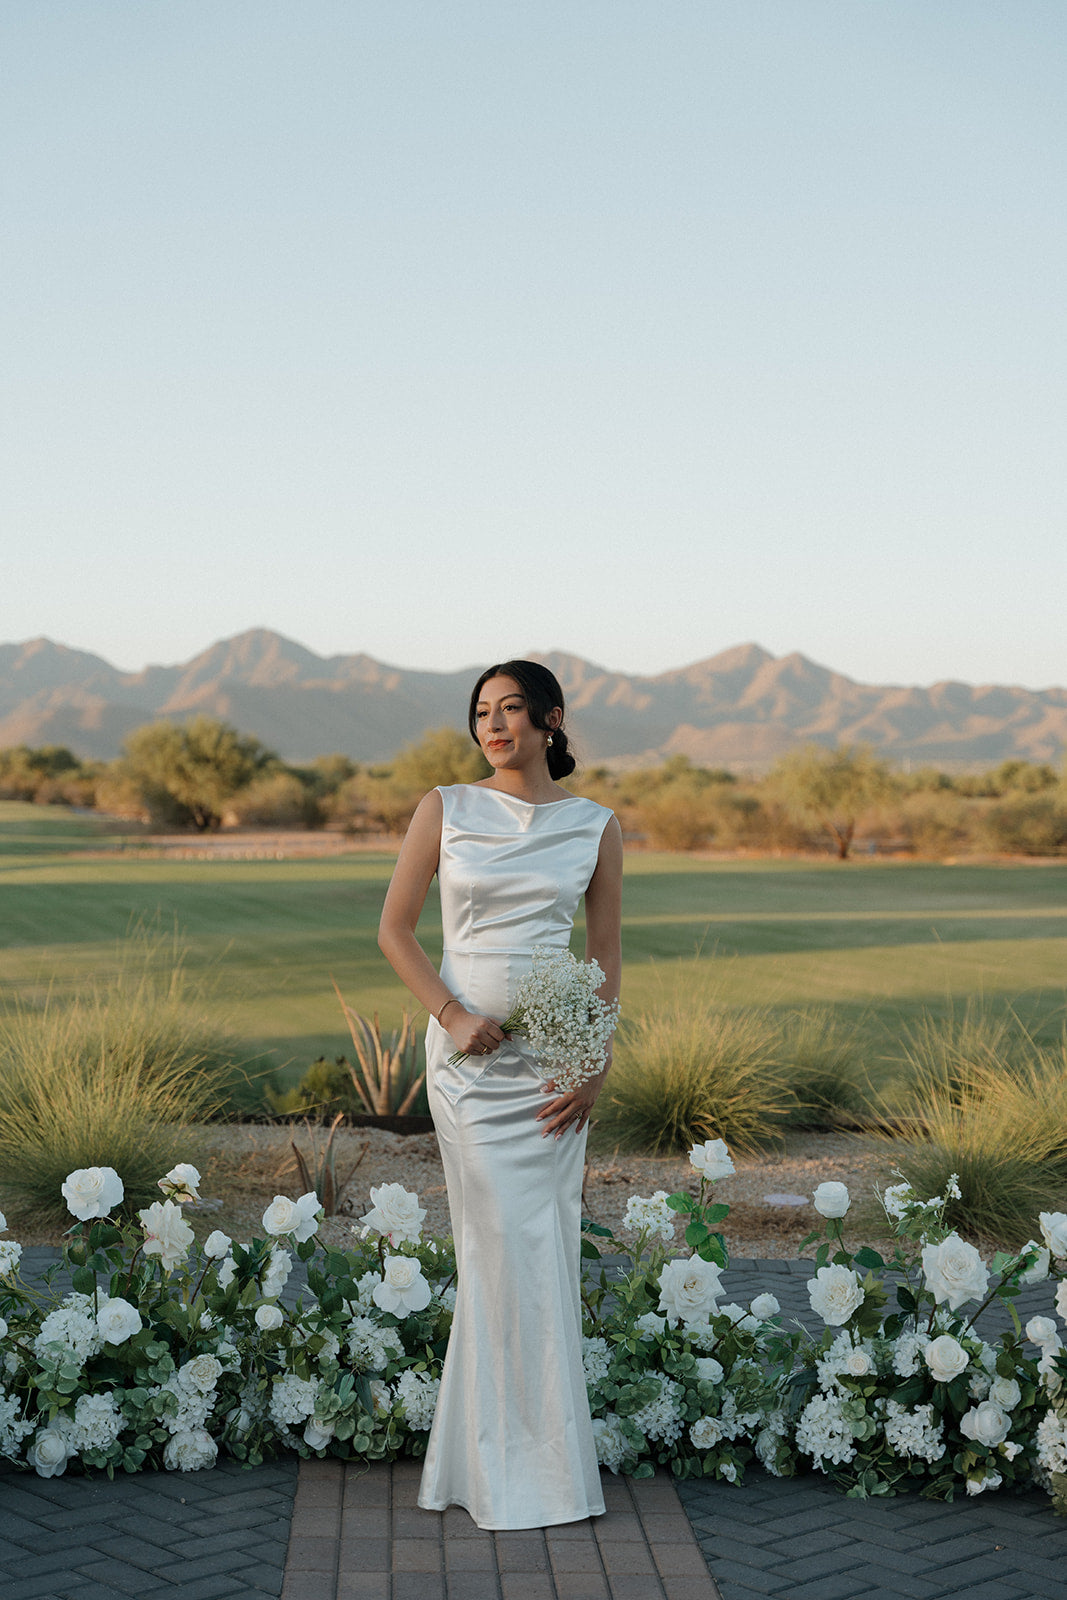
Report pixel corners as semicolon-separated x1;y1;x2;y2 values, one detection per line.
378;659;623;1529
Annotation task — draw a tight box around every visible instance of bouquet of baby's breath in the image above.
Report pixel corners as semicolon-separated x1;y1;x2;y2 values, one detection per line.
448;947;619;1090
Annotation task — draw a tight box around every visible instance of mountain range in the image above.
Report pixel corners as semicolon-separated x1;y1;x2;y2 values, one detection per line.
1;631;1065;771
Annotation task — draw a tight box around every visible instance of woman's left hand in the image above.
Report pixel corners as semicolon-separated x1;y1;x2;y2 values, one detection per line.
535;1062;610;1139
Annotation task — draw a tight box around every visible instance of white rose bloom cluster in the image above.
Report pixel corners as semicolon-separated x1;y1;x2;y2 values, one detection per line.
164;1429;218;1472
262;1192;321;1243
261;1247;292;1301
960;1401;1010;1449
269;1374;319;1428
61;1166;124;1222
921;1234;989;1311
689;1140;735;1181
924;1335;970;1383
582;1336;612;1388
360;1184;425;1247
373;1256;432;1317
592;1413;632;1473
622;1192;676;1242
139;1200;195;1273
630;1377;684;1446
158;1163;201;1203
657;1255;723;1325
394;1369;440;1430
345;1315;401;1372
807;1265;864;1327
255;1304;284;1332
883;1401;946;1463
795;1393;858;1469
504;948;619;1091
34;1293;101;1368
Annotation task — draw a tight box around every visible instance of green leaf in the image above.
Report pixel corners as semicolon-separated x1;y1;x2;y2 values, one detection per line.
854;1248;884;1271
71;1266;96;1294
667;1193;695;1214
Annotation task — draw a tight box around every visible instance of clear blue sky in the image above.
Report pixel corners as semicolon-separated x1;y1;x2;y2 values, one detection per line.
3;2;1064;688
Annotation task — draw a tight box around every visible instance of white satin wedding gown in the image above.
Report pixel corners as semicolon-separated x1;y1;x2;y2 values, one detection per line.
418;782;612;1529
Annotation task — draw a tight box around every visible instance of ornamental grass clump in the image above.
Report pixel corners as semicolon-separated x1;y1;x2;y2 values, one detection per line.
0;934;235;1225
777;1007;874;1128
595;1000;790;1155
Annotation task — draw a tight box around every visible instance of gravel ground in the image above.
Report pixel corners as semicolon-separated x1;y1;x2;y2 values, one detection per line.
7;1124;901;1257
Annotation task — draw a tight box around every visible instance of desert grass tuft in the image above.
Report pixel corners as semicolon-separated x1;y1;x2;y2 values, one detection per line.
595;1000;793;1156
0;930;238;1224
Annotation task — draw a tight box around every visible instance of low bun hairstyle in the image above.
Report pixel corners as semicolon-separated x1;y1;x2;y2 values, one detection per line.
468;660;577;780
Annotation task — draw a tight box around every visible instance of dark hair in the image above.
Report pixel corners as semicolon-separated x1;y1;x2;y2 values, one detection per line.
467;660;577;780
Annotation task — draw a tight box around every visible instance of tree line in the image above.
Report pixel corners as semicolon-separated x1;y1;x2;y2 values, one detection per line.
2;717;1066;858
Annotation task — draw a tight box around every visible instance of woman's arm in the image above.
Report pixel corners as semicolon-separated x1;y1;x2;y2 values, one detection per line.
535;813;623;1138
377;790;506;1059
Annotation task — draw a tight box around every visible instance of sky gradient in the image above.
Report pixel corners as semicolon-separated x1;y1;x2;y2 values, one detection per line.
3;3;1064;689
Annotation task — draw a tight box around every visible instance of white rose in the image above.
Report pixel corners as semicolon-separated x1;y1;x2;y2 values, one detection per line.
369;1378;392;1416
291;1192;322;1244
255;1303;284;1331
812;1182;850;1219
807;1264;864;1327
304;1419;335;1451
1040;1212;1067;1260
921;1233;989;1311
1018;1241;1051;1285
694;1358;724;1384
689;1140;735;1181
989;1376;1021;1411
749;1293;780;1321
1027;1315;1060;1347
961;1401;1010;1448
360;1184;426;1246
261;1247;292;1300
158;1163;201;1203
924;1335;969;1383
965;1469;1002;1496
635;1312;667;1340
690;1415;724;1448
844;1347;875;1378
263;1192;321;1241
139;1200;194;1273
0;1316;7;1340
95;1296;142;1345
0;1209;6;1231
61;1166;124;1222
217;1255;237;1290
372;1256;432;1316
184;1354;223;1393
204;1230;232;1260
27;1421;74;1477
163;1427;218;1472
1056;1281;1067;1325
658;1255;724;1325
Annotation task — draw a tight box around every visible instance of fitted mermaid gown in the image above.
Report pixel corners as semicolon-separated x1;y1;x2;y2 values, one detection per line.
418;783;612;1530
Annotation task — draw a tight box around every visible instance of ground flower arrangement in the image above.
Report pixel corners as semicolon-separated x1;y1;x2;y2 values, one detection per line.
4;1149;1067;1513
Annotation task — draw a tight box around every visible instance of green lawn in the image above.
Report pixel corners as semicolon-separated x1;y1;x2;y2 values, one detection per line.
1;803;1065;1082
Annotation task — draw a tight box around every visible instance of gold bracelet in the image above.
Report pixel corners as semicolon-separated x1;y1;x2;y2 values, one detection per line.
435;996;460;1025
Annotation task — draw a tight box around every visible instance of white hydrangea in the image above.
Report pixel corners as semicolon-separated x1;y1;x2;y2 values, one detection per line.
754;1411;788;1477
630;1377;684;1446
795;1393;858;1469
269;1374;319;1427
634;1312;667;1340
0;1388;34;1459
34;1294;101;1367
816;1332;878;1391
883;1401;946;1464
582;1336;612;1388
592;1412;632;1473
686;1319;721;1352
1036;1411;1067;1478
155;1361;219;1436
345;1315;401;1372
68;1391;124;1455
0;1239;23;1278
622;1192;676;1242
394;1369;439;1430
349;1271;385;1314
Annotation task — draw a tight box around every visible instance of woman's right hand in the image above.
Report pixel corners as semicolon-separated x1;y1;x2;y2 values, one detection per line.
443;1006;506;1059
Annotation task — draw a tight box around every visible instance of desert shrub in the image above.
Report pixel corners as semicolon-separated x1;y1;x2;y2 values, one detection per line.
979;795;1067;855
777;1007;873;1126
227;770;324;828
595;1001;793;1155
0;932;252;1223
896;790;973;858
266;1055;362;1117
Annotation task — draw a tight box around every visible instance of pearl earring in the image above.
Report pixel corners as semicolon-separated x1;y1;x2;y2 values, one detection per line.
546;735;554;747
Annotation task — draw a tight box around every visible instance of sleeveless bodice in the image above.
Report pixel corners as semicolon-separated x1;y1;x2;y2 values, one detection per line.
437;783;612;958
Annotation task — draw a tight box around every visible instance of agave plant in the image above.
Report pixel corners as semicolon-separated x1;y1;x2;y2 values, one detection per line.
290;1112;368;1215
332;979;426;1116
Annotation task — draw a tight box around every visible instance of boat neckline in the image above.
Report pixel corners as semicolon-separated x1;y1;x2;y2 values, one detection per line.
467;785;583;808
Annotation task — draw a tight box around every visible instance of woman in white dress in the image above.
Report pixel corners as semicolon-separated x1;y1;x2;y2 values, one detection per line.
378;660;623;1530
